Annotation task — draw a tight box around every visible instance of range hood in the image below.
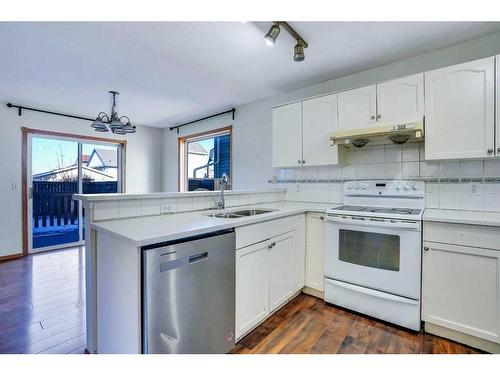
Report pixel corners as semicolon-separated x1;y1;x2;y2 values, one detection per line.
330;121;424;149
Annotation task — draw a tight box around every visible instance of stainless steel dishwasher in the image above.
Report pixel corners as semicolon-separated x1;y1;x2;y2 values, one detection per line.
142;229;235;354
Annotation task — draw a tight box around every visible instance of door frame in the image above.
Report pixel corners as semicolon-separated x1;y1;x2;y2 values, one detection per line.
21;127;127;256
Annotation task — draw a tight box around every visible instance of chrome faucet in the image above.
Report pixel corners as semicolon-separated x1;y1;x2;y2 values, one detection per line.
217;174;228;210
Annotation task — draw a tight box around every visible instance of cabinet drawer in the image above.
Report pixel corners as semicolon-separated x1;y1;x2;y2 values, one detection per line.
236;215;298;249
424;221;500;251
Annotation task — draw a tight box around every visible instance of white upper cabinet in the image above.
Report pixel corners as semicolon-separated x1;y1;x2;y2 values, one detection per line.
337;85;377;130
376;73;424;124
272;102;303;168
302;94;339;166
424;57;495;160
496;55;500;156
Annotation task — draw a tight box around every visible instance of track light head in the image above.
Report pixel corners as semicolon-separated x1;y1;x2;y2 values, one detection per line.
294;42;305;62
264;24;280;46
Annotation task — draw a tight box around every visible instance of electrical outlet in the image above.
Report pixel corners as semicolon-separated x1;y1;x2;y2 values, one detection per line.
468;183;480;196
161;203;174;213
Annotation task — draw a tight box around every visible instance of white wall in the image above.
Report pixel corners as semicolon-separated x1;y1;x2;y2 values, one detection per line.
162;31;500;192
0;103;163;257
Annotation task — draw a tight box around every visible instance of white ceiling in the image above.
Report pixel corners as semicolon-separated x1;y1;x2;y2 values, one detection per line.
1;21;500;128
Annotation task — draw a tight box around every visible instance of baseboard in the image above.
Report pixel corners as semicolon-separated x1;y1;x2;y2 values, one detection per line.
0;253;24;262
302;286;324;299
425;322;500;353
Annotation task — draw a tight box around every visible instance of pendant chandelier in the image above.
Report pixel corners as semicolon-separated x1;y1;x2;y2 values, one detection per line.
91;91;136;134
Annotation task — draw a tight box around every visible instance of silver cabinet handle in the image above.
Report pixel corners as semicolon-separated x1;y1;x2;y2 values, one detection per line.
377;114;382;119
424;246;429;251
370;115;376;120
320;216;324;220
487;148;494;154
497;147;500;153
298;159;302;164
302;160;306;164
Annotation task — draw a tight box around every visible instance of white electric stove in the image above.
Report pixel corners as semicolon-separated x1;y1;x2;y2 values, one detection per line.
323;180;425;331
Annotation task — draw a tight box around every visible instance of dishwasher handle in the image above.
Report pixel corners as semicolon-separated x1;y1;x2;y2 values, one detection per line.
189;252;208;264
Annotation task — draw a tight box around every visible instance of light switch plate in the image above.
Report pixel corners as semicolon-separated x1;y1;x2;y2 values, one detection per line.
11;183;19;191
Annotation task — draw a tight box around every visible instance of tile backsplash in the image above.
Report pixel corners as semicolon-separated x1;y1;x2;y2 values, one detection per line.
271;143;500;212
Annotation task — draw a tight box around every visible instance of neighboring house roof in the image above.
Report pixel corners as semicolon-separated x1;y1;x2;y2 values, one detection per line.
74;154;91;166
33;165;115;181
88;148;118;168
188;142;208;155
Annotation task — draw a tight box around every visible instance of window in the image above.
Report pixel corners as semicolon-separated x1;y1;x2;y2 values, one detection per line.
178;126;232;192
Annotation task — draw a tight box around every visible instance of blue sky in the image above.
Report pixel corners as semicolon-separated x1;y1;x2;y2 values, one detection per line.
32;136;117;175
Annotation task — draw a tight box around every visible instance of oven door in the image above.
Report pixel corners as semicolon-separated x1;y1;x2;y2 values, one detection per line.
324;215;421;299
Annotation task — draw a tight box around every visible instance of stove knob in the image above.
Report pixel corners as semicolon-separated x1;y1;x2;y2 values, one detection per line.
395;185;401;191
411;184;418;191
361;184;368;190
347;183;353;190
403;185;410;191
354;183;360;190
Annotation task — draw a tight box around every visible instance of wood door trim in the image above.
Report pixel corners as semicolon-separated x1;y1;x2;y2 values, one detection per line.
21;127;127;258
0;253;24;262
177;125;233;192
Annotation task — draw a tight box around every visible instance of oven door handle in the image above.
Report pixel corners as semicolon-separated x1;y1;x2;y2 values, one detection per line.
324;215;420;230
325;278;419;305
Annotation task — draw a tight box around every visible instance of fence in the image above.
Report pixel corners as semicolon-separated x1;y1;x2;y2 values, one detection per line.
32;181;118;229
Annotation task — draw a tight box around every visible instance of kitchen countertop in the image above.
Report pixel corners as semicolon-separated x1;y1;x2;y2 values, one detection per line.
91;201;336;247
423;209;500;227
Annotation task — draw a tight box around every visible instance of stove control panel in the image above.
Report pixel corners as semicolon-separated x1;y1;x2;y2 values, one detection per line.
344;180;425;197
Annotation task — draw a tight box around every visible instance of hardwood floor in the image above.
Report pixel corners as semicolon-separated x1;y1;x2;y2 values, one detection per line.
0;247;483;354
230;294;483;354
0;247;86;354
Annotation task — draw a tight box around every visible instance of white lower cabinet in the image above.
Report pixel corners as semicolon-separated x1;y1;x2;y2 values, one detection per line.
305;213;325;292
235;215;305;341
235;241;270;340
422;222;500;352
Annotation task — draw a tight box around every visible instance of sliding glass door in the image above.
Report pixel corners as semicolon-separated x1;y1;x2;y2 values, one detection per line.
28;134;122;253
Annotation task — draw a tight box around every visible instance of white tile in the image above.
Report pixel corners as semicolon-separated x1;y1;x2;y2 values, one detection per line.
177;196;193;212
329;165;342;179
460;160;483;178
317;166;330;180
439;161;460;178
425;183;439;193
385;163;402;179
306;167;318;181
402;162;419;178
484;187;500;212
160;198;178;213
385;145;402;163
140;199;161;216
342;165;356;179
295;167;307;181
368;146;386;164
355;149;370;164
316;191;330;203
460;183;484;211
484;160;500;177
344;150;355;164
285;169;296;181
356;163;385;179
192;196;209;210
119;200;141;218
93;201;119;221
425;193;440;209
224;194;240;208
328;190;342;203
439;184;461;209
420;161;438;178
402;145;420;162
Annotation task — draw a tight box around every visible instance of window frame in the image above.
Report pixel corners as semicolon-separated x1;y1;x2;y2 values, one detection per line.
177;125;232;192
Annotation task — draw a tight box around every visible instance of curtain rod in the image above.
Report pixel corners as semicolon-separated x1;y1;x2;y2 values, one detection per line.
170;108;236;133
6;102;95;122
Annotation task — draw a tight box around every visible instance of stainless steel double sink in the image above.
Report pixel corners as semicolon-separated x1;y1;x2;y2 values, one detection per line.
205;209;275;219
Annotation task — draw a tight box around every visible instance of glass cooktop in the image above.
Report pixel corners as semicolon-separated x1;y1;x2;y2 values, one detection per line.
332;205;421;215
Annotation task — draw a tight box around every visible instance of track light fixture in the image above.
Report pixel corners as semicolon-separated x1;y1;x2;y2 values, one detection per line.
263;21;308;62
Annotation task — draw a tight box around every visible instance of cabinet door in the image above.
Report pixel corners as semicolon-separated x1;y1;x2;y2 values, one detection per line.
302;94;339;166
293;215;306;293
424;57;495;160
305;213;325;292
376;73;424;124
496;55;500;157
235;241;269;340
268;232;295;312
337;85;377;130
422;241;500;344
272;102;303;168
